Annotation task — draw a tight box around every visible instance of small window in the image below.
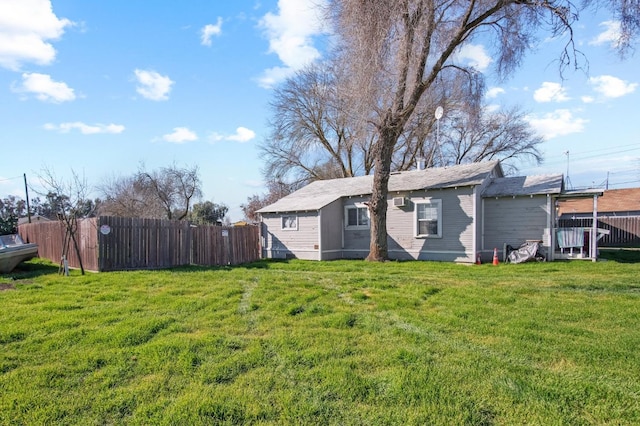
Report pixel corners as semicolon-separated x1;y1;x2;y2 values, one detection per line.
345;205;369;229
415;200;442;238
282;215;298;230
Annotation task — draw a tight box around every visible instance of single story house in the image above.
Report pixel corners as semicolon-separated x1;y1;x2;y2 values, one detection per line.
257;161;600;262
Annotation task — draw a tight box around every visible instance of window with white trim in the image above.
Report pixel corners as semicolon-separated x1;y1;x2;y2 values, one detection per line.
345;205;369;229
281;215;298;230
415;199;442;238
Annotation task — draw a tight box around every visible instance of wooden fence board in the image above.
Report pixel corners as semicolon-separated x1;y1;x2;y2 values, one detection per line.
19;217;261;272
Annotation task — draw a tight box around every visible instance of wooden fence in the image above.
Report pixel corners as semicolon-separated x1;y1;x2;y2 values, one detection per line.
558;217;640;247
19;219;100;272
18;216;261;272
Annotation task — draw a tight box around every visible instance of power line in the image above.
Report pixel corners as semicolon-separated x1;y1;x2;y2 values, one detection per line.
542;147;640;167
608;179;640;187
0;175;24;183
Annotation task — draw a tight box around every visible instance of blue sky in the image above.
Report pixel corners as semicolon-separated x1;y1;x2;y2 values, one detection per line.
0;0;638;221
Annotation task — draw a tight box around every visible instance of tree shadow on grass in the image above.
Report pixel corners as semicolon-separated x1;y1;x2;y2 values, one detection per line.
171;258;292;273
599;248;640;264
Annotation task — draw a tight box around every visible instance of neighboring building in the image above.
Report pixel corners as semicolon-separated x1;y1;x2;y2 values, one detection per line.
558;187;640;218
17;215;51;225
257;161;591;262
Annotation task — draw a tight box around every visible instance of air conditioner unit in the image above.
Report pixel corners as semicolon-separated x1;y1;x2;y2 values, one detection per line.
392;196;406;207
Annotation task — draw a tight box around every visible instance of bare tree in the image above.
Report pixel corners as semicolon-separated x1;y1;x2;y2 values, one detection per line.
261;62;371;186
37;167;95;275
443;106;543;173
98;174;164;218
241;180;300;223
261;57;483;184
332;0;639;261
138;164;201;220
99;164;202;220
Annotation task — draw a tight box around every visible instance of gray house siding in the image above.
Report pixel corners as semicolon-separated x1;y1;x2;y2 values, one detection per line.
473;175;497;260
482;195;551;258
386;187;476;262
320;199;344;260
261;211;320;260
257;162;572;263
342;196;372;259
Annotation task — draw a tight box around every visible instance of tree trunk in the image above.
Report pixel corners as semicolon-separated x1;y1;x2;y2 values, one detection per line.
366;127;397;261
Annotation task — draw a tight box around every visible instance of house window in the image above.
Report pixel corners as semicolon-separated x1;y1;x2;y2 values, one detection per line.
415;200;442;238
282;215;298;230
345;205;369;229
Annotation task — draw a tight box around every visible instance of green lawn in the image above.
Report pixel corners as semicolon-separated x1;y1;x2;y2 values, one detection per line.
1;254;639;425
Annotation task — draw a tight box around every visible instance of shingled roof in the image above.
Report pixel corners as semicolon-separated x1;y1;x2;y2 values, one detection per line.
482;174;564;198
558;187;640;215
257;161;502;213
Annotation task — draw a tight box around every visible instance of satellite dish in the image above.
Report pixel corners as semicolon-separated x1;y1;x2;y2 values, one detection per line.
435;106;444;120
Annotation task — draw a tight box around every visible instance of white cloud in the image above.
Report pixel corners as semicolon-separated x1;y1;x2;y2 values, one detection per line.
209;127;256;143
162;127;198;143
525;109;587;140
456;43;492;72
134;69;174;101
201;17;223;46
44;122;125;134
14;72;75;102
227;127;256;142
256;66;294;89
589;20;622;49
484;103;501;113
0;0;73;70
581;95;595;104
486;87;505;99
258;0;330;88
533;82;570;103
589;75;637;98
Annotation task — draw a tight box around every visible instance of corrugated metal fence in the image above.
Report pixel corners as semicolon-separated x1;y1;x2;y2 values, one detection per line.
19;216;261;272
558;217;640;247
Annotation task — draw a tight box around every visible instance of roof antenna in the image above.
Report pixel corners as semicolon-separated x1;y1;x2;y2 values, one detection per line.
435;106;445;167
563;150;572;189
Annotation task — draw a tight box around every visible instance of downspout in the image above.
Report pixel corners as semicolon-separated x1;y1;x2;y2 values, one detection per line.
591;194;598;262
546;194;553;262
480;198;485;253
259;215;266;259
472;186;477;262
318;209;322;261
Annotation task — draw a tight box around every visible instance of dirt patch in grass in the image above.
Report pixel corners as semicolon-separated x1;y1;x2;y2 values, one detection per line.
0;283;16;291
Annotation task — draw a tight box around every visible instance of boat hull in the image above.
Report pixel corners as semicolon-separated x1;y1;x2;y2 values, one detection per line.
0;244;38;273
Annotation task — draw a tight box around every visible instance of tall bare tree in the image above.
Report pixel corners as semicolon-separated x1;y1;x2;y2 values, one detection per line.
332;0;639;261
138;164;201;220
261;62;371;186
262;57;486;184
442;105;543;172
99;163;202;220
98;174;164;218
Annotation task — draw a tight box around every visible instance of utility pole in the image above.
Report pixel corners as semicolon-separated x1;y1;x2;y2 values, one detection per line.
23;173;31;223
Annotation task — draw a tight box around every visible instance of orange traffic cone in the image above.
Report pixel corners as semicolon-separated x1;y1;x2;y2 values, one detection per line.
476;253;482;265
492;248;499;265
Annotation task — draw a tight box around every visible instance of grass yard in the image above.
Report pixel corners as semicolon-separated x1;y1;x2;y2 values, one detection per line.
1;253;639;425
